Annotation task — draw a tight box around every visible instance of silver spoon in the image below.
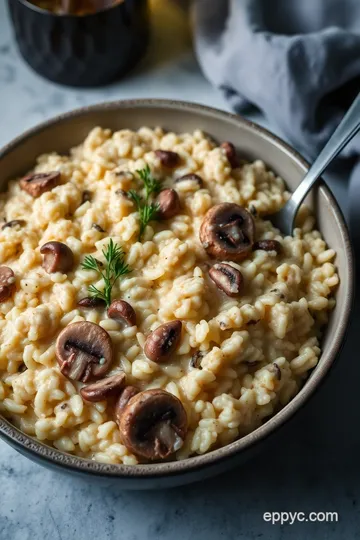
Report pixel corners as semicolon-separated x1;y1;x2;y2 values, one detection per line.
270;92;360;236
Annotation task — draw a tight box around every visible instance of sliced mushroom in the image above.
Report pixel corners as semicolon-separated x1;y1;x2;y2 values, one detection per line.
157;189;181;220
155;150;181;168
200;203;255;261
209;263;243;297
115;386;139;422
253;239;282;254
19;171;61;197
220;142;239;168
119;389;187;460
40;241;74;274
144;320;182;363
77;297;106;309
175;173;203;188
2;219;26;230
107;300;137;327
0;266;16;302
56;321;113;382
80;372;126;402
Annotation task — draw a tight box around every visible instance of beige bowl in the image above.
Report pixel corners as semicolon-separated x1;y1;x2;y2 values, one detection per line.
0;100;354;488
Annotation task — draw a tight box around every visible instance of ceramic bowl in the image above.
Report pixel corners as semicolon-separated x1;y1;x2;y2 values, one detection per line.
7;0;149;87
0;100;354;488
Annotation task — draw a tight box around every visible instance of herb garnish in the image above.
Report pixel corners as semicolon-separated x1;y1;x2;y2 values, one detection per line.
128;165;162;240
81;239;131;307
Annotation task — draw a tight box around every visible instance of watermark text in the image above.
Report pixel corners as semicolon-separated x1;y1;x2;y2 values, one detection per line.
263;511;338;525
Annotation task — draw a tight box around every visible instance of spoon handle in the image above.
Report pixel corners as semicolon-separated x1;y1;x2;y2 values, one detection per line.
290;92;360;209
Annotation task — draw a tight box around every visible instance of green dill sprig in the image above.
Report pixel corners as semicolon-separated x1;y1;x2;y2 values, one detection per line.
81;239;131;307
129;165;162;240
136;164;162;200
128;190;159;241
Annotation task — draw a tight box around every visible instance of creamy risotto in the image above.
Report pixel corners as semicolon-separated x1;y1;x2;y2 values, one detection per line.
0;127;339;464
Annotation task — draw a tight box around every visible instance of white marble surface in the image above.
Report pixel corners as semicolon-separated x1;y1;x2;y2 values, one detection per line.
0;2;359;539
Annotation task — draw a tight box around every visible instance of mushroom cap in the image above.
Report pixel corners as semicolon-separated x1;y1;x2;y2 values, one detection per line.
119;389;188;460
253;239;282;254
107;300;137;327
0;266;16;302
174;173;203;187
209;263;244;297
200;203;255;261
19;172;60;197
114;386;140;423
77;297;106;309
155;150;181;168
56;321;113;382
157;189;181;220
80;372;126;402
220;141;239;168
40;241;74;274
2;220;26;230
144;320;182;363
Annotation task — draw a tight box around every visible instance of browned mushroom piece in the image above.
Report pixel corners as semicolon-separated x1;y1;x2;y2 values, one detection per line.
199;203;255;261
77;297;106;309
155;150;181;168
253;239;282;254
56;321;113;382
209;263;244;297
40;241;74;274
80;372;126;402
156;189;181;220
220;142;239;168
174;173;204;188
19;171;61;197
144;320;182;363
2;220;26;230
119;389;187;460
114;385;140;423
107;300;137;327
0;267;16;302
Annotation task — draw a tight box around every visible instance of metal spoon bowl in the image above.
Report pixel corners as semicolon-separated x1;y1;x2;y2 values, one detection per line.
270;92;360;236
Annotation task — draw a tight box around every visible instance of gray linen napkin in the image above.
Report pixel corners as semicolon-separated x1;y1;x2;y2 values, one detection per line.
192;0;360;235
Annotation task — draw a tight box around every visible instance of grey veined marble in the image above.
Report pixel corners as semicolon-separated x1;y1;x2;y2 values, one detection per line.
0;2;358;539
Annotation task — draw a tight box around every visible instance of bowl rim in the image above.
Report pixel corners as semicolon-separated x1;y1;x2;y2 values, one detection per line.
14;0;127;18
0;98;354;479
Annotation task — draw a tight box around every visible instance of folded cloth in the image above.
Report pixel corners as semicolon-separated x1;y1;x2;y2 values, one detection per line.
192;0;360;235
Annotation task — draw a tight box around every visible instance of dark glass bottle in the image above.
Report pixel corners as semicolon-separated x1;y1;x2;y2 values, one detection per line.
7;0;150;87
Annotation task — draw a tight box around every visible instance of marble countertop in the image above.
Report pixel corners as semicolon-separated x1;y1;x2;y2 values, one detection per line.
0;2;359;539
